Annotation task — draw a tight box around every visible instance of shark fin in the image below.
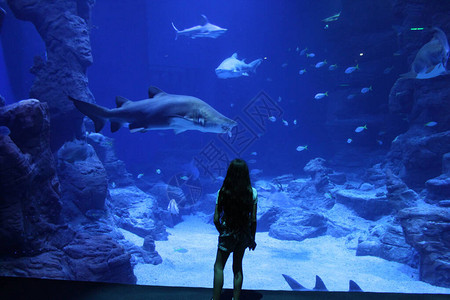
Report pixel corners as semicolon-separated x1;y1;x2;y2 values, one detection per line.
110;122;121;133
313;275;328;291
115;96;131;108
248;58;263;73
174;128;187;135
129;127;146;133
171;22;179;40
281;274;308;291
349;280;363;292
68;96;107;133
231;53;238;59
148;86;165;98
200;14;209;24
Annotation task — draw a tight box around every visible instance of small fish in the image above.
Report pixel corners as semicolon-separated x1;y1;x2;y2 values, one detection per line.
0;126;11;136
347;94;356;100
314;92;328;100
347;138;352;144
137;173;144;179
315;60;327;68
299;69;307;75
306;53;315;58
322;12;341;23
248;159;257;164
268;116;277;122
156;169;161;174
293;119;297;125
393;136;399;143
376;140;383;145
216;176;225;181
328;64;338;71
425;121;437;127
296;47;300;52
174;247;188;253
300;48;308;56
111;182;116;188
355;125;367;133
345;64;359;74
180;175;189;181
250;152;258;156
168;199;179;215
282;119;289;126
296;145;308;151
281;63;288;68
324;192;333;199
324;24;329;30
278;96;282;102
230;103;234;108
361;86;372;94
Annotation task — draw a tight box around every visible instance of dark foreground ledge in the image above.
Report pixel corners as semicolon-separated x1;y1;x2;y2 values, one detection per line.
0;276;447;300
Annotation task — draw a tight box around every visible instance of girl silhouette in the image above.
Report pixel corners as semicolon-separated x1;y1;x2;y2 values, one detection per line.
212;159;257;300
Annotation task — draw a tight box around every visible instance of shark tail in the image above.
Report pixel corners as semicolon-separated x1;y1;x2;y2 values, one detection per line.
171;22;179;40
68;96;109;133
249;58;263;73
400;70;416;78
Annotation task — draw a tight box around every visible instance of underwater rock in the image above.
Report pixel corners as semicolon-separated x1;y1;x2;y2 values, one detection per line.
304;158;333;193
0;99;61;255
63;223;136;284
363;163;387;188
385;168;418;208
425;174;450;202
109;186;167;240
269;209;327;242
119;237;162;266
335;188;393;221
356;221;417;267
359;183;375;191
387;129;450;189
443;152;450;174
87;133;134;187
257;207;282;232
425;154;450;202
328;172;347;185
286;179;335;210
57;140;108;214
387;71;450;188
398;205;450;288
7;0;96;150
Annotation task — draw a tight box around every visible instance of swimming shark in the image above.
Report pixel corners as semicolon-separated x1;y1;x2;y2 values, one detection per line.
171;15;227;39
68;86;237;135
401;27;449;79
282;274;363;292
215;53;263;79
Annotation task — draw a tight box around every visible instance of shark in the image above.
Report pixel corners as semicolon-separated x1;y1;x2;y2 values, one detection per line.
282;274;363;292
171;14;227;39
215;53;263;79
68;86;237;135
401;27;449;79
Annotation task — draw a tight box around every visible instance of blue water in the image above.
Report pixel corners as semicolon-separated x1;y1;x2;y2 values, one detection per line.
2;0;449;293
87;0;362;179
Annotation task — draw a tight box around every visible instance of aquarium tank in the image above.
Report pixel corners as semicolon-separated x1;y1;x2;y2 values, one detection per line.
0;0;449;296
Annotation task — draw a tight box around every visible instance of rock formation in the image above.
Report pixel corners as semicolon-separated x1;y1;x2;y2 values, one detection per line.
7;0;96;150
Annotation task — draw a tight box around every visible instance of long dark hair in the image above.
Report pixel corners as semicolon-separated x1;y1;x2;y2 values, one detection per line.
218;159;253;230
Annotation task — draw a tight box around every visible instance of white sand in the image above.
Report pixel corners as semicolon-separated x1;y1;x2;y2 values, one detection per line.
128;215;450;294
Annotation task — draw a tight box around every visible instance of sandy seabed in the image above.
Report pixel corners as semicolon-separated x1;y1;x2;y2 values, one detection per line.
123;215;450;294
